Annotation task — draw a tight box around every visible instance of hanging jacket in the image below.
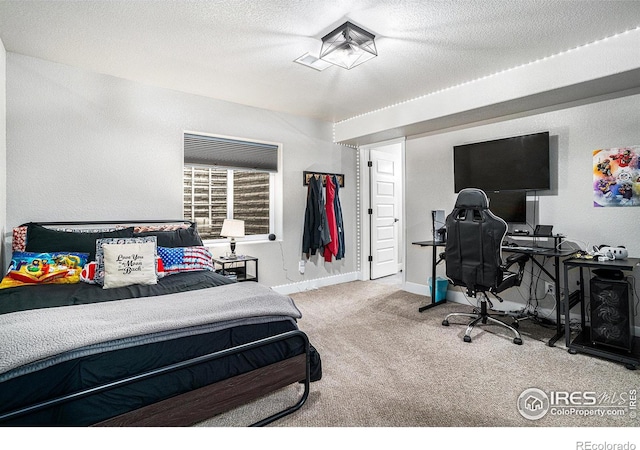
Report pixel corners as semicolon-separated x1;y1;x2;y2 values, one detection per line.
324;175;338;261
333;174;345;260
319;178;331;249
302;175;329;256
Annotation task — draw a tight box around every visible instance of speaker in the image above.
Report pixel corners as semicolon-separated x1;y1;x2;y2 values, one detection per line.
590;277;633;352
432;210;446;243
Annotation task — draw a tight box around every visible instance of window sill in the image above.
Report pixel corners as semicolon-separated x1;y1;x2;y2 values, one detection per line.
203;238;280;247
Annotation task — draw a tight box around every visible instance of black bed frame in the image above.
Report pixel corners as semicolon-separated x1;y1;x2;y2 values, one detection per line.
1;220;311;427
0;330;310;427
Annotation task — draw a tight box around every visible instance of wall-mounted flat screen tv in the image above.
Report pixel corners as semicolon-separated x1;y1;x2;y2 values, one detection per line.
453;131;550;192
486;190;527;224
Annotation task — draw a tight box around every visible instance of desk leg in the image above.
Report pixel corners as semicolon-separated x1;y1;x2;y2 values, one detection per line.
419;246;446;312
578;268;586;328
547;256;563;347
564;263;572;348
529;255;564;347
254;259;258;283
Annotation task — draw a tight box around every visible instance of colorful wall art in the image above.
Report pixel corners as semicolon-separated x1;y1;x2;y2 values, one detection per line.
593;145;640;207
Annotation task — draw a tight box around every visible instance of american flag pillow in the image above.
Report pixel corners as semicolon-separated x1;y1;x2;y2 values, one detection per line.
157;246;214;275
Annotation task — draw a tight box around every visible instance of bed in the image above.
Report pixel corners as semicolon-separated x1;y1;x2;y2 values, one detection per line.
0;221;320;427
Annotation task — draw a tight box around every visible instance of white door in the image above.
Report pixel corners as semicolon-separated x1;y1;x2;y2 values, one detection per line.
370;149;401;279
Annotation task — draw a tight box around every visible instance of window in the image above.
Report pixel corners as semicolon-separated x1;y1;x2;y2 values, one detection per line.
183;133;278;241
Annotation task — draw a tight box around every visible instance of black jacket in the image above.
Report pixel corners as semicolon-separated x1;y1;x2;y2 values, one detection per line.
333;175;345;260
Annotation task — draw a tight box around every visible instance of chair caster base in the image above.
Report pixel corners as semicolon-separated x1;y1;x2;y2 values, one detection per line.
568;348;578;355
442;320;450;326
513;337;523;345
463;335;472;343
625;364;636;371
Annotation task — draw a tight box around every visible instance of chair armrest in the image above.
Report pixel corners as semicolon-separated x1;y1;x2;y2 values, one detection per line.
494;252;530;293
503;252;529;270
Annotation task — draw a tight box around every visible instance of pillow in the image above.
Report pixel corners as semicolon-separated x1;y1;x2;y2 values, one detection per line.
134;224;188;233
80;261;98;284
134;222;203;247
81;257;164;284
25;223;135;261
12;226;27;252
157;246;214;275
0;251;89;289
95;236;158;286
101;242;157;289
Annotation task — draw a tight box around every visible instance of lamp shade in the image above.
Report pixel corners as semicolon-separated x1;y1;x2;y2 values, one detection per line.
320;21;377;70
220;219;245;238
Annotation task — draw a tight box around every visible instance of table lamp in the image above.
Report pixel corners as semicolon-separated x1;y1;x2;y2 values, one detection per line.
220;219;245;259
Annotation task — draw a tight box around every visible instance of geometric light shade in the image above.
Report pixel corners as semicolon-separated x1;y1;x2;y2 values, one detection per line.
319;21;377;70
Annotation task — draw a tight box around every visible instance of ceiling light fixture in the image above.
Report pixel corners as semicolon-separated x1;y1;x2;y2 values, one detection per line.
320;21;377;70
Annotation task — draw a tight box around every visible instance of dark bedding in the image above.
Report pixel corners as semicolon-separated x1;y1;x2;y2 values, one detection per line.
0;270;235;315
0;319;302;426
0;271;320;426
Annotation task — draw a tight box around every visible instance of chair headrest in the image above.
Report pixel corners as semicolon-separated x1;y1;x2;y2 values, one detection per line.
455;188;489;209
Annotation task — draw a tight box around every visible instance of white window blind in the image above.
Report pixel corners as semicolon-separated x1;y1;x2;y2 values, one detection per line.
184;133;278;172
183;133;275;240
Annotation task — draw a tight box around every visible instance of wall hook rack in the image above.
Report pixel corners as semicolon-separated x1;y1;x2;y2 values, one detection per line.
303;171;345;187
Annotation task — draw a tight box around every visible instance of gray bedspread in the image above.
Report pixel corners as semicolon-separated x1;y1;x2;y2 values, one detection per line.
0;282;301;378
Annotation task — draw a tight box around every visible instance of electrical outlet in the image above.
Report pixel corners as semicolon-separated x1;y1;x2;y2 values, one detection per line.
298;260;305;274
545;282;555;295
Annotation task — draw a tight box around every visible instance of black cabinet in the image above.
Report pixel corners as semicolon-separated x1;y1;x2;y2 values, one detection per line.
213;256;258;282
563;257;640;370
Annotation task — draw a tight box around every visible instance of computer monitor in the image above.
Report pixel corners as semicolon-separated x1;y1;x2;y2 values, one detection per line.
486;190;527;224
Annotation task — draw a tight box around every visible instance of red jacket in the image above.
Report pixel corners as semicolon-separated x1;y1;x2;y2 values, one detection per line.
323;175;338;261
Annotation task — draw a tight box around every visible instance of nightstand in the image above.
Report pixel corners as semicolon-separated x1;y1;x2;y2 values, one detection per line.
213;255;258;282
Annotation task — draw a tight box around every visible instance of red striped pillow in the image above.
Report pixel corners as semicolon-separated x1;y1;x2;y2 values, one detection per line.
157;246;214;275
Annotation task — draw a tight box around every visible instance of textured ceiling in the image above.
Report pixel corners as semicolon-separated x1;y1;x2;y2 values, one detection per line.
0;0;639;123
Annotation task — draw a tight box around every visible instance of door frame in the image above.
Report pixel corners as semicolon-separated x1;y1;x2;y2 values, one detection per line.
358;137;406;283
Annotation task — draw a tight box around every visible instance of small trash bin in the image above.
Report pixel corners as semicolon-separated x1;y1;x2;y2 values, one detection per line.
428;277;448;302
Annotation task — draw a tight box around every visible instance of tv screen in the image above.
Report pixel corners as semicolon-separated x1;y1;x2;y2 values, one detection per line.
453;132;550;192
486;190;527;224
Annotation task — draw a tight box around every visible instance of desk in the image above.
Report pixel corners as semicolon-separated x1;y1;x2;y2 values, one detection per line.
412;240;446;312
502;246;575;347
563;257;640;370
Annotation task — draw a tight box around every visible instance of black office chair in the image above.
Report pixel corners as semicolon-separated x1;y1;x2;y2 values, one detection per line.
441;188;529;345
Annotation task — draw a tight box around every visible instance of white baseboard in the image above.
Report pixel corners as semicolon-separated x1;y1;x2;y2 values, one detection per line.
404;283;472;306
272;271;359;295
403;281;430;297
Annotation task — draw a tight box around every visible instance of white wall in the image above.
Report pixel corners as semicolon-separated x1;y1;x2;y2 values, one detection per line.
405;93;640;316
0;39;6;268
5;53;357;287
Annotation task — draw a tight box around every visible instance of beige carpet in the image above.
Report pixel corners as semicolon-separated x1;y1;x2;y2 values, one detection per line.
197;280;640;428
